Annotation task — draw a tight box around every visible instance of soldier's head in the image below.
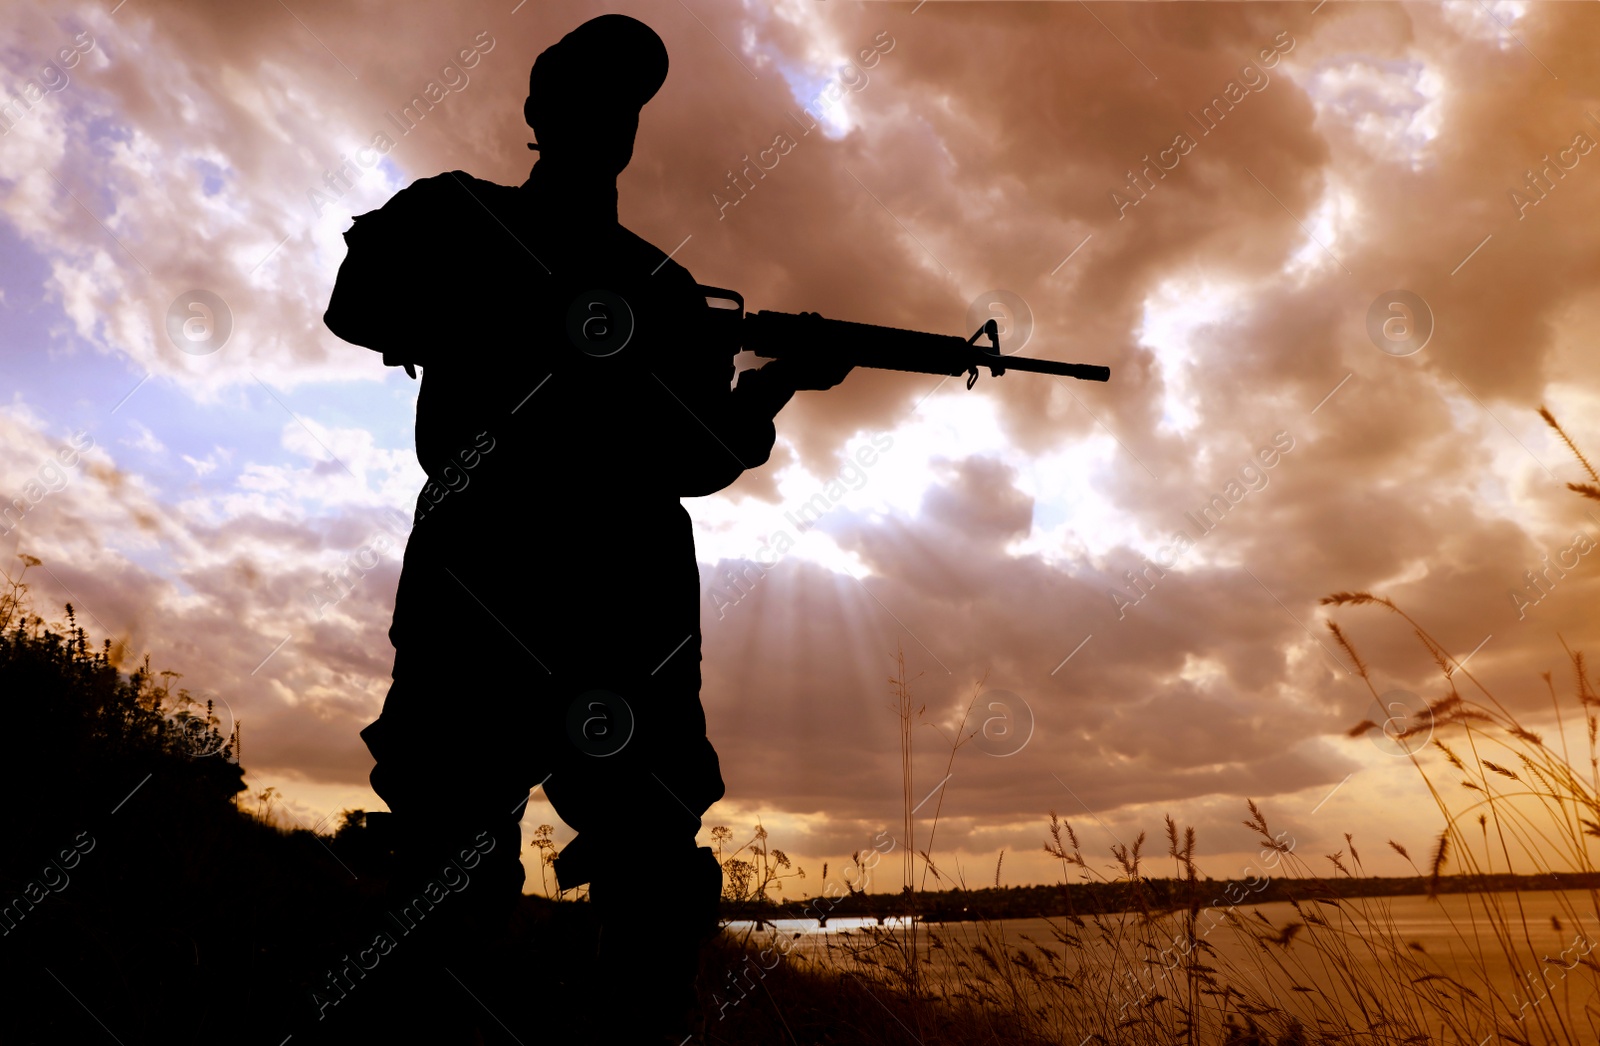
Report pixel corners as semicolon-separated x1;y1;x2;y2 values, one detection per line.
523;14;668;178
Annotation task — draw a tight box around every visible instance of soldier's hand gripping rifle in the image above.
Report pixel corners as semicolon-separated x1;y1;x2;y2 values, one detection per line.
698;285;1110;389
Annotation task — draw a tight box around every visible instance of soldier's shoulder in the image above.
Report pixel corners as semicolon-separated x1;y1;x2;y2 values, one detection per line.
615;224;696;286
353;171;518;226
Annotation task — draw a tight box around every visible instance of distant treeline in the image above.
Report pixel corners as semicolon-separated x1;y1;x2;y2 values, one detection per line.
736;872;1600;924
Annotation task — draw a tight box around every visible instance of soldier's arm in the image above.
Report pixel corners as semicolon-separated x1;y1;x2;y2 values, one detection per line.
323;172;482;374
651;268;850;497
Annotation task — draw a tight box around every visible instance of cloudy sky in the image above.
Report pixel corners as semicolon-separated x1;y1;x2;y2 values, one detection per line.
4;0;1600;896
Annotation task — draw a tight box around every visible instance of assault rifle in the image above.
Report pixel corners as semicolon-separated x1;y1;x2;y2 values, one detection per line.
699;285;1110;389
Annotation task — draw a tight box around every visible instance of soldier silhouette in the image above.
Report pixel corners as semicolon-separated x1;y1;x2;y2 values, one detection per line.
323;13;849;1044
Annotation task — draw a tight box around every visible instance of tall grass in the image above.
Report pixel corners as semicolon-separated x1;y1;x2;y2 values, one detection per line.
782;688;1589;1046
720;409;1600;1045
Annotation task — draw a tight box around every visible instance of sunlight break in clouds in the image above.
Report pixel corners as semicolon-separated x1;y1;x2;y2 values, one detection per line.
5;1;1600;894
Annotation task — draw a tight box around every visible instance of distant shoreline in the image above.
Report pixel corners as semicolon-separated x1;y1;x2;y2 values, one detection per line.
723;872;1600;925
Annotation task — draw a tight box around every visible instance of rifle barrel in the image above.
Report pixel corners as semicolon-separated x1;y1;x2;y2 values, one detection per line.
742;310;1109;383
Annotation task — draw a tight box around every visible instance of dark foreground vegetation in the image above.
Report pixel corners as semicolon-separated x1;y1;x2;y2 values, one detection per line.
5;407;1600;1044
6;553;1599;1046
0;560;1049;1045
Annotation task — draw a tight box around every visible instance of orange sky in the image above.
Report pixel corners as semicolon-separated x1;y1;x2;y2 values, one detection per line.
3;0;1600;896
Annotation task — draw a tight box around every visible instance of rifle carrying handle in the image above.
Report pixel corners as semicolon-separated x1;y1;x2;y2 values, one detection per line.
699;286;745;315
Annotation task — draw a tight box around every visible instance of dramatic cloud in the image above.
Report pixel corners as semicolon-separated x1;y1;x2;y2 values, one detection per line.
5;0;1600;890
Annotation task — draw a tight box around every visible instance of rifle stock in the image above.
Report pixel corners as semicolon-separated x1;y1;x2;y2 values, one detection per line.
699;285;1109;388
